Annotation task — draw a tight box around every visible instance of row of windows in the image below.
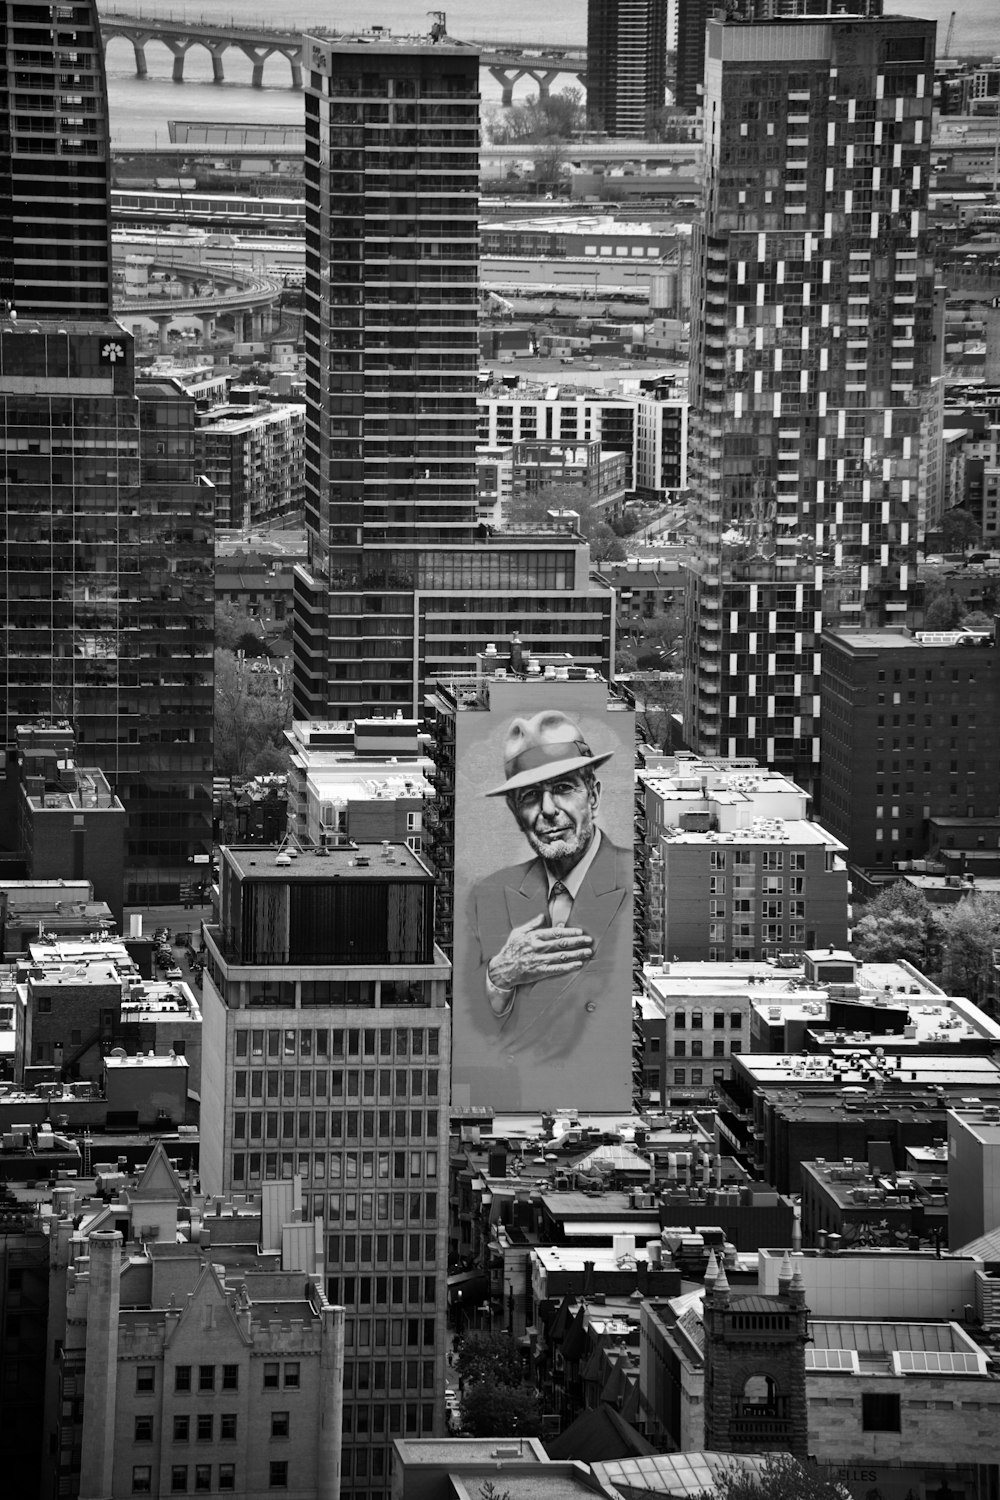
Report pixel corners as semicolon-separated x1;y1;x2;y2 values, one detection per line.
672;1040;740;1058
231;1111;438;1144
235;1026;439;1060
134;1412;291;1443
136;1363;298;1395
708;851;805;870
234;1070;440;1101
673;1011;743;1030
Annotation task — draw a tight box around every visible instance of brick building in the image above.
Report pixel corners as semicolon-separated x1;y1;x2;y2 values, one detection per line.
820;624;1000;873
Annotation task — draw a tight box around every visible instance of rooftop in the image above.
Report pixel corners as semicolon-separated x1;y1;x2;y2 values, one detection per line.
304;28;478;56
224;842;432;882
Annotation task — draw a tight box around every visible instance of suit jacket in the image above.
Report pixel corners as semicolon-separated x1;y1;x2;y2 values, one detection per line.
459;834;633;1109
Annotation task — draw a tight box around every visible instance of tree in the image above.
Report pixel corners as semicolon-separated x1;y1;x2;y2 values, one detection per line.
488;88;585;145
922;591;964;629
505;478;625;560
940;506;981;555
852;882;941;974
214;649;291;778
936;892;1000;1008
459;1380;543;1439
961;610;994;629
215;601;270;656
455;1331;524;1389
695;1453;849;1500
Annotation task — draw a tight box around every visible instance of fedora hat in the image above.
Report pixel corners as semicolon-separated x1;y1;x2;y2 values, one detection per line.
485;710;614;796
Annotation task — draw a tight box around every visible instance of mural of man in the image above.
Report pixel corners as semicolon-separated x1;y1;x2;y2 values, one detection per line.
460;709;632;1108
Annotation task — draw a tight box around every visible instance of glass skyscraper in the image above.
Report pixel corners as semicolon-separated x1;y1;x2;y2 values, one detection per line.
0;1;213;901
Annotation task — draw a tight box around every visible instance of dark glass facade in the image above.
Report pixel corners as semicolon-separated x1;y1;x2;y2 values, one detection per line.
0;335;214;902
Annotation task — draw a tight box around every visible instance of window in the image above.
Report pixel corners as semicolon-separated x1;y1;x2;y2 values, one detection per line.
136;1366;155;1394
862;1393;901;1432
691;1069;703;1085
133;1469;152;1495
174;1416;190;1442
263;1363;280;1389
199;1366;214;1392
195;1466;212;1493
219;1467;235;1492
673;1068;685;1084
222;1364;239;1391
284;1363;300;1388
270;1461;289;1489
272;1412;290;1438
197;1415;213;1442
713;1012;725;1029
171;1468;188;1494
220;1415;237;1441
175;1364;191;1391
691;1012;703;1029
135;1417;153;1443
691;1040;703;1058
730;1012;742;1029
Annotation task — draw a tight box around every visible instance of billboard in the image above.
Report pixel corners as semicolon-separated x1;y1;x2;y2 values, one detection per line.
450;679;634;1113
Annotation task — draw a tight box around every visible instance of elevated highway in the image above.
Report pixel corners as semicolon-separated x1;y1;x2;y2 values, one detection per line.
99;11;586;99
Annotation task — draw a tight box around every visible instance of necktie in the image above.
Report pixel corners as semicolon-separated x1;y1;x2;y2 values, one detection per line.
548;880;572;928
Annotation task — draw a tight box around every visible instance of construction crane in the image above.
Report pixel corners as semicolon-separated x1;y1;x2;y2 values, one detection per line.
943;9;956;56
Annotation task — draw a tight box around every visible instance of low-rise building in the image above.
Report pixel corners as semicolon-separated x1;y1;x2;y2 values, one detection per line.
799;1157;948;1249
719;1049;1000;1194
284;717;435;856
19;761;126;929
41;1147;344;1500
637;758;847;964
640;1247;1000;1498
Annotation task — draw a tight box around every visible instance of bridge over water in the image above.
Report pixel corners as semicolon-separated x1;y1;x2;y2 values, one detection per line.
98;11;586;101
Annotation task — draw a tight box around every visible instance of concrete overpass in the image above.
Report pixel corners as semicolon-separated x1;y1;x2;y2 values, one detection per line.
99;12;586;99
113;253;283;349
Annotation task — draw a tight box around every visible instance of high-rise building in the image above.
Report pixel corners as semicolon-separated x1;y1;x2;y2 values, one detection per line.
676;0;886;117
0;0;113;318
199;843;452;1499
674;0;716;115
684;10;937;784
293;27;614;722
0;3;214;902
587;0;669;137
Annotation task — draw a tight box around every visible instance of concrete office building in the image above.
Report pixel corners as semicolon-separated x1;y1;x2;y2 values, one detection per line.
293;28;614;722
0;3;214;903
684;9;938;785
587;0;669;138
199;844;452;1498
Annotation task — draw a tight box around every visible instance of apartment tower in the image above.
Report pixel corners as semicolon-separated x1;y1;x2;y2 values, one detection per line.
587;0;669;137
684;8;937;784
293;26;614;722
0;1;214;900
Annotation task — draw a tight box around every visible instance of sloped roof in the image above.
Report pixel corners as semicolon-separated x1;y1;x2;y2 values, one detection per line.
574;1142;652;1174
546;1404;657;1463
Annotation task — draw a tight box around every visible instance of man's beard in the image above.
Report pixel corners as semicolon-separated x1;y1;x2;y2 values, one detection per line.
523;814;594;867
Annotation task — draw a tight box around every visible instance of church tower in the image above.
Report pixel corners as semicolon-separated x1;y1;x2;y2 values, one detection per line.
702;1251;810;1458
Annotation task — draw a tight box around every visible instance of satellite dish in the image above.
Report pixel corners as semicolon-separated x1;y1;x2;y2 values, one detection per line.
110;1047;127;1059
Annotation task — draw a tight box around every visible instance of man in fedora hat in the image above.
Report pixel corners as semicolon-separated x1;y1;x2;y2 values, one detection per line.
460;709;632;1105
